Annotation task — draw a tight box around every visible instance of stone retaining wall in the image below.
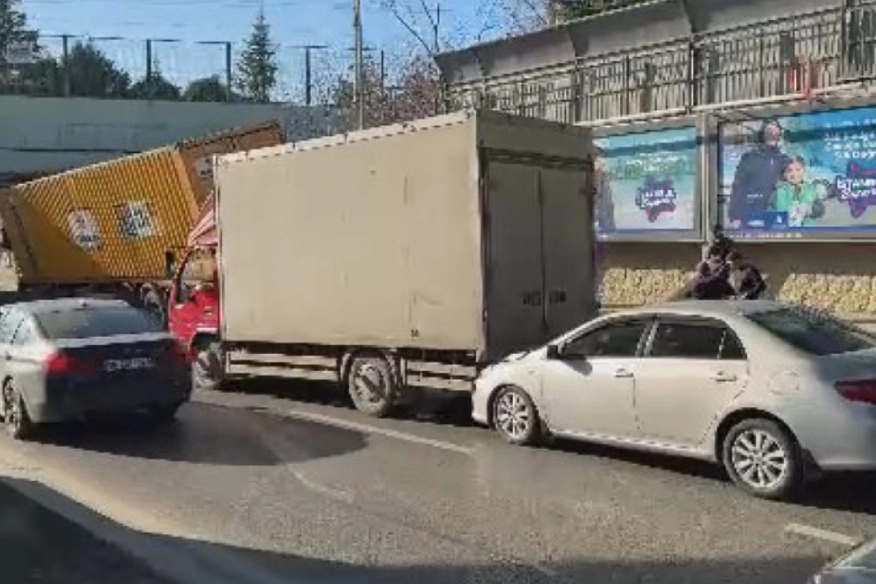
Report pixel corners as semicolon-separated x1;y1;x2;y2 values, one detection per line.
600;242;876;315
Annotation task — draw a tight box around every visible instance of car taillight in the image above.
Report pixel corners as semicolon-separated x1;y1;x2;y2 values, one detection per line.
164;341;192;363
44;352;96;376
835;380;876;405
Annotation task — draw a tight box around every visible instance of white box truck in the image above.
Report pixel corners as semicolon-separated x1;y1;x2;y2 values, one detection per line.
178;110;598;416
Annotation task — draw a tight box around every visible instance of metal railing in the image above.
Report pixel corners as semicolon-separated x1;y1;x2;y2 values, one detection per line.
0;34;358;105
446;2;876;124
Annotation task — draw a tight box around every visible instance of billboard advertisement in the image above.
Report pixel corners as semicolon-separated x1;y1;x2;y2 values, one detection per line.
719;106;876;239
594;125;699;241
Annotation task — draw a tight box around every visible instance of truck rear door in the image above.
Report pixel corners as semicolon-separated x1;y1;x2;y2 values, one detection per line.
540;162;595;339
483;155;593;361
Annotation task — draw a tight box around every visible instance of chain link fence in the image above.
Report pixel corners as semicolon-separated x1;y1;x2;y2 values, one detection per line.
0;34;359;104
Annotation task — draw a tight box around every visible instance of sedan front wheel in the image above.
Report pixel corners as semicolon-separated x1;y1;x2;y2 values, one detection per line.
492;386;541;446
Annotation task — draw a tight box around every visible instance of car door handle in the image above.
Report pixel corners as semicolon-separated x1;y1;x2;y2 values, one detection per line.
712;371;737;382
614;368;633;378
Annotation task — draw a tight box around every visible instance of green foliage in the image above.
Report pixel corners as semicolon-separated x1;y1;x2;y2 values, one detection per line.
0;0;36;63
235;11;278;102
556;0;651;21
184;75;234;102
129;71;182;100
64;42;131;98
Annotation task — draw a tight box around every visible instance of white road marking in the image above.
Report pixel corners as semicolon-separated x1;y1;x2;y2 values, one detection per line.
286;409;474;455
785;523;861;547
290;470;355;504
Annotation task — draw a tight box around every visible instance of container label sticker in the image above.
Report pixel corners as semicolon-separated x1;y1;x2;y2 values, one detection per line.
116;201;157;239
67;208;101;250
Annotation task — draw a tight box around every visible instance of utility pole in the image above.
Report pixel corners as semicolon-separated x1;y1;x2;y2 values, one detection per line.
353;0;365;129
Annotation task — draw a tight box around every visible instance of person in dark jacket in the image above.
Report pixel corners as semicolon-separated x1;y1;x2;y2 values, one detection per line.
726;251;767;299
690;245;734;300
727;120;790;229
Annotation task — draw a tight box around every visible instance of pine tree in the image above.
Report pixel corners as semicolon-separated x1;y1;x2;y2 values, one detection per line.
235;9;278;102
0;0;37;67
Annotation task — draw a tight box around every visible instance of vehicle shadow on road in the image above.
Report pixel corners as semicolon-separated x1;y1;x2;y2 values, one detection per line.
32;402;369;467
545;438;876;515
0;475;836;584
229;376;479;429
799;472;876;515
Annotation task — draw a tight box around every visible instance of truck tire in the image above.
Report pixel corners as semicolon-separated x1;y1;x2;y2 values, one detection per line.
347;356;398;418
193;342;224;392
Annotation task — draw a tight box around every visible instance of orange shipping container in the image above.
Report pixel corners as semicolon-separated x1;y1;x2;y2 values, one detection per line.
0;121;283;287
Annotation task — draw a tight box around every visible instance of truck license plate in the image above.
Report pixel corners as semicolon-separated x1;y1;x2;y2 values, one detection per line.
104;357;155;372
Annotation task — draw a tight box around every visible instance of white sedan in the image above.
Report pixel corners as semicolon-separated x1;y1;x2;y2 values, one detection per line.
472;300;876;500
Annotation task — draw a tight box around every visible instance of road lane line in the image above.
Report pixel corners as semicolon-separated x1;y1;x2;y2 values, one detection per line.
290;470;355;504
785;523;861;547
286;409;474;455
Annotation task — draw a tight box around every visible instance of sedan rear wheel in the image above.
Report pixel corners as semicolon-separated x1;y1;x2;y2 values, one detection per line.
722;418;802;500
492;386;540;446
3;383;34;441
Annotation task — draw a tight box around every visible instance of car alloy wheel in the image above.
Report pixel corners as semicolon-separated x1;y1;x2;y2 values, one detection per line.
730;428;789;491
3;384;32;440
493;386;540;446
723;418;802;500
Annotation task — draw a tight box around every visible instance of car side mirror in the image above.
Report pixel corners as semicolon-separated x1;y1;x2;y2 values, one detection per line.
549;342;587;361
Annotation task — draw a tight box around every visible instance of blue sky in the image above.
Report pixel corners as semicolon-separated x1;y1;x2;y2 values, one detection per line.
20;0;505;101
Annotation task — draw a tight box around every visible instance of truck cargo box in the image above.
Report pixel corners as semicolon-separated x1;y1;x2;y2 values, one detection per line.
215;110;596;361
0;121;283;287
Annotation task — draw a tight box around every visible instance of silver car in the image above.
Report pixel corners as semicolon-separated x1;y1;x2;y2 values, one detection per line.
472;300;876;499
810;536;876;583
0;298;192;440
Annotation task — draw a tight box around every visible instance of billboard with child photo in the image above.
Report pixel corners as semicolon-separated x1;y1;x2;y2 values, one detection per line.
594;125;700;241
719;106;876;239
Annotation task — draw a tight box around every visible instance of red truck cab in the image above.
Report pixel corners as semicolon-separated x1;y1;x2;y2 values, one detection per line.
168;196;223;390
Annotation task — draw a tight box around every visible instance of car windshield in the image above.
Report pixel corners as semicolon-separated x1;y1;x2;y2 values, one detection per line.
746;307;876;356
35;306;164;340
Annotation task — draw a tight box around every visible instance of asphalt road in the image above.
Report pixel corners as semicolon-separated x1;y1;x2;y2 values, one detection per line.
0;381;874;584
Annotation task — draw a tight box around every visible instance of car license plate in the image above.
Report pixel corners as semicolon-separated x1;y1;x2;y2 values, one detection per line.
104;357;155;372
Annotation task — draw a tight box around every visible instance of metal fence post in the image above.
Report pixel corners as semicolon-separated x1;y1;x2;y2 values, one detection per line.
146;39;153;80
62;34;71;97
225;42;233;100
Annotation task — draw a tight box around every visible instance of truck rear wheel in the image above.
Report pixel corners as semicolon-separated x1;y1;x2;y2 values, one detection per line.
347;356;398;418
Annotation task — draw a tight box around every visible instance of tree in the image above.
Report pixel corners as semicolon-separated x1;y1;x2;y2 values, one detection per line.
129;63;181;100
184;75;234;102
0;0;40;88
0;0;36;62
324;53;440;129
63;42;130;98
492;0;651;32
235;10;278;102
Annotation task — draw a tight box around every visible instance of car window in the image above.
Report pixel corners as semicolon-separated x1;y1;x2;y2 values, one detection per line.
0;309;24;344
565;320;649;358
747;307;876;356
650;322;726;359
35;306;164;340
720;330;747;360
10;317;38;346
